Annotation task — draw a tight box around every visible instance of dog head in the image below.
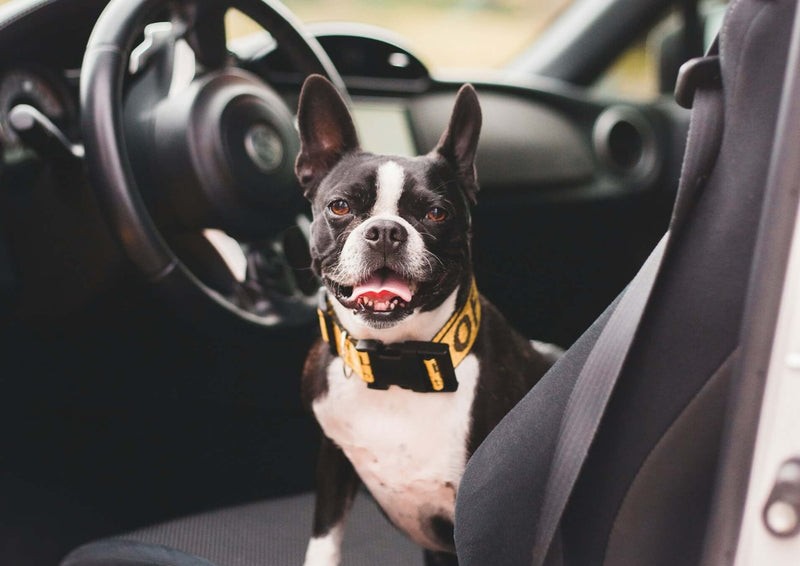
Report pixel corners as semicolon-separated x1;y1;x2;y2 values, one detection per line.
296;75;481;329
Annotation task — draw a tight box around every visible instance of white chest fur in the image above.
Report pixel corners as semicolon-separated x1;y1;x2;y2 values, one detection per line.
312;353;480;551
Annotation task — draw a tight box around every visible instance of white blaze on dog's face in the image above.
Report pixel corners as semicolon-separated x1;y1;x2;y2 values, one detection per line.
295;76;482;329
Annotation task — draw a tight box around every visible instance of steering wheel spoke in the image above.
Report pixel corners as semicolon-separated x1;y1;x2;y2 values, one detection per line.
127;22;193;110
196;225;318;320
173;0;233;71
202;228;249;283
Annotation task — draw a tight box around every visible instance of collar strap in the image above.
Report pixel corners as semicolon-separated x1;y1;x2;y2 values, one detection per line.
317;280;481;393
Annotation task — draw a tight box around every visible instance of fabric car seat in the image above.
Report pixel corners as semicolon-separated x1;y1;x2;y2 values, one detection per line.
61;0;795;564
455;1;796;564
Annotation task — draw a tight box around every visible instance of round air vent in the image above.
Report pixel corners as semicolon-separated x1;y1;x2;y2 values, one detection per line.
593;106;658;180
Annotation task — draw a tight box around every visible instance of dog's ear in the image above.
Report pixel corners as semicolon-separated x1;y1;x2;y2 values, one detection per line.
433;84;482;205
295;75;360;199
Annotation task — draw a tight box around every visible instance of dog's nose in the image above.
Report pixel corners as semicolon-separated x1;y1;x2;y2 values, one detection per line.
364;219;408;250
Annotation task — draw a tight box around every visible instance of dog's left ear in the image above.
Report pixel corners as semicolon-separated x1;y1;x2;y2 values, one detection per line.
433;84;482;205
295;74;360;199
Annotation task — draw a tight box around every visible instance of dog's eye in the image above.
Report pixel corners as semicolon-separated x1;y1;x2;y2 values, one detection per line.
426;207;448;222
329;200;351;216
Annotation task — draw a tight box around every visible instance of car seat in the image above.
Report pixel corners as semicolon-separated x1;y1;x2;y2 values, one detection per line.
60;0;796;564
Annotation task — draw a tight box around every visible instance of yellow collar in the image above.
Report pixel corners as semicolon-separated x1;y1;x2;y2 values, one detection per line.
317;280;481;393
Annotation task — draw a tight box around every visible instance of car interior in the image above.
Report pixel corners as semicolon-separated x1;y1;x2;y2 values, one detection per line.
0;0;795;564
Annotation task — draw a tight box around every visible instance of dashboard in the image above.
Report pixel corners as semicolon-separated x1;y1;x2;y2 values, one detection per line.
0;0;679;199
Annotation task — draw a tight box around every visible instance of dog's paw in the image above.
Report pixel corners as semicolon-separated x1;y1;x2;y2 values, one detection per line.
302;528;343;566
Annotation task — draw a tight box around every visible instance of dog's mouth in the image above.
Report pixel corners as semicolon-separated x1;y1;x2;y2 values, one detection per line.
327;268;416;315
351;268;413;312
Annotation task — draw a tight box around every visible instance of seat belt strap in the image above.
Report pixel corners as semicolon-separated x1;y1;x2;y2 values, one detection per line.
532;232;667;566
531;48;723;566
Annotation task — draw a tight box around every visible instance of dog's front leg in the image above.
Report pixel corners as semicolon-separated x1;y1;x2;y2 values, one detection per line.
303;434;359;566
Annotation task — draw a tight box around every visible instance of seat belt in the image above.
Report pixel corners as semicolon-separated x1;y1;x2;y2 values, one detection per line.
531;44;723;566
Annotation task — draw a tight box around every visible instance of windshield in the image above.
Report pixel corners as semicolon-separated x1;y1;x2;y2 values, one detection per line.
0;0;574;71
232;0;575;71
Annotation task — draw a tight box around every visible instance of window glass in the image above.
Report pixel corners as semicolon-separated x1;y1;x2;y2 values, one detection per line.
227;0;573;71
593;1;728;101
593;35;661;101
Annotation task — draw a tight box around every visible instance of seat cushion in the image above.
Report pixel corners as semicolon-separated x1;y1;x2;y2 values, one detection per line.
62;491;423;566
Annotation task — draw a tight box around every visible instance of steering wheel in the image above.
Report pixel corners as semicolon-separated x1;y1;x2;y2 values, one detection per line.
80;0;346;329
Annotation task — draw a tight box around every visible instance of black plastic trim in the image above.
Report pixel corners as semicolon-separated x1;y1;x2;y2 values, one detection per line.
592;105;660;182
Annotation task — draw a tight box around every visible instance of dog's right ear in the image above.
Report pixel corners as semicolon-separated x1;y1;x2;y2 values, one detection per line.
295;75;359;199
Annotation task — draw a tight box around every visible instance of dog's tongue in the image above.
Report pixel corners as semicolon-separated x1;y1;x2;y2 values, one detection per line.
352;271;412;303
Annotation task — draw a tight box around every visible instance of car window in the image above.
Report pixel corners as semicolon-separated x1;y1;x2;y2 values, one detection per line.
227;0;574;71
593;1;728;101
593;33;662;101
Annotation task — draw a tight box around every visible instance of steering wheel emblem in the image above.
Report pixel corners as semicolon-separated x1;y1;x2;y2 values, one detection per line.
244;123;284;173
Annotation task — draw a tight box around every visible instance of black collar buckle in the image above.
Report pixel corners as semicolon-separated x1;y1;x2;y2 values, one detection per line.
355;339;459;393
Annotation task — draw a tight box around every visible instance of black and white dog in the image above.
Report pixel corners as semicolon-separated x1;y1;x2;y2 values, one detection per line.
296;75;555;566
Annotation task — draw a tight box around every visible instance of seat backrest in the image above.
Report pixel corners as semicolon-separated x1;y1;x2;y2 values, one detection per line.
453;1;797;565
